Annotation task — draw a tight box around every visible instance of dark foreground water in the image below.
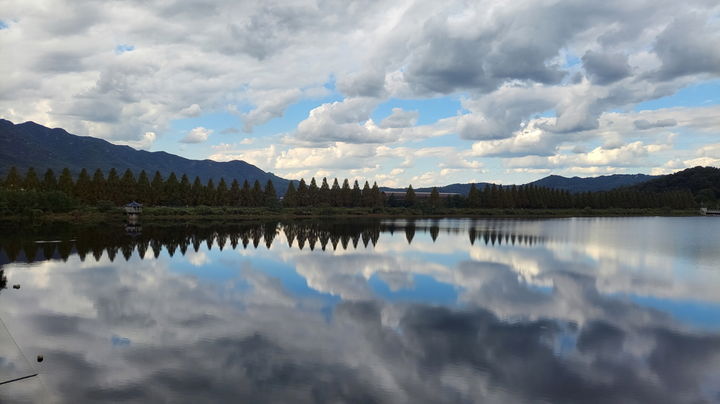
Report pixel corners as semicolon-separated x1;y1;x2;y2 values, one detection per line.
0;217;719;403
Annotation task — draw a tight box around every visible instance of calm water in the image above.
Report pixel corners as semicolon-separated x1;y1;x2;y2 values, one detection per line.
0;217;719;403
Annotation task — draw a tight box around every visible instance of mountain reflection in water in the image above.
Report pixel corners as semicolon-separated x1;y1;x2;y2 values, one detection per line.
0;217;719;403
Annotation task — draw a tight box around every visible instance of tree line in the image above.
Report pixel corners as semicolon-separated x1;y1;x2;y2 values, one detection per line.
0;166;698;213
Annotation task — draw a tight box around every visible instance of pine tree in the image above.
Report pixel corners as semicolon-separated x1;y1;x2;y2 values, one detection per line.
330;178;341;207
120;169;137;202
229;179;240;206
191;176;204;206
351;180;362;207
106;168;121;204
216;178;229;206
297;179;308;207
3;166;22;189
41;168;58;191
264;180;278;207
240;180;251;207
284;182;297;207
204;179;216;205
179;174;191;206
91;169;106;204
320;177;331;206
137;170;151;204
371;182;382;208
429;187;440;209
24;167;40;190
150;171;164;205
308;178;319;207
361;181;372;207
405;185;416;207
58;168;74;195
251;180;263;206
467;184;480;208
340;179;351;207
164;173;180;206
75;169;92;201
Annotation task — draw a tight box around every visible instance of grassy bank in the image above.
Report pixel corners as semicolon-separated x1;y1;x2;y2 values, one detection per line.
0;205;701;226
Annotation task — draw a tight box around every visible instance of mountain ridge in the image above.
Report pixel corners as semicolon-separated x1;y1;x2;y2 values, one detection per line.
0;118;290;190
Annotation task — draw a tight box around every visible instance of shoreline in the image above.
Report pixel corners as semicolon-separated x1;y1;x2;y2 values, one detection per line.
0;206;700;227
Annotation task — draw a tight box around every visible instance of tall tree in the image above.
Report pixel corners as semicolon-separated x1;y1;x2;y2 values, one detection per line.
264;180;278;207
330;178;341;207
137;170;151;203
351;180;362;207
340;179;351;207
41;168;58;191
283;182;297;207
190;176;204;206
308;178;319;207
361;181;372;207
297;179;308;207
229;179;240;206
150;171;164;205
23;167;40;190
216;178;229;206
179;174;191;205
429;187;440;209
58;168;74;195
405;185;416;207
75;169;92;201
467;184;481;208
3;166;22;189
91;169;106;204
120;169;137;202
240;180;251;207
106;168;121;204
320;177;331;206
251;180;263;206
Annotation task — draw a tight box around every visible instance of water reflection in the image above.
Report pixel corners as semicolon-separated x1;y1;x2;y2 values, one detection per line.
0;218;719;403
1;220;546;265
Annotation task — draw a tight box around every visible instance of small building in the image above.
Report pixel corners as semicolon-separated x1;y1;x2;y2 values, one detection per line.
124;201;143;214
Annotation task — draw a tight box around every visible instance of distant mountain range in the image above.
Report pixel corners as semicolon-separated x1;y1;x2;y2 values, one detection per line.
0;119;290;191
381;174;657;196
3;119;713;197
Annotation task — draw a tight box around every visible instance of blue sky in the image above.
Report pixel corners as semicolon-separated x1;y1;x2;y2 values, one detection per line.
1;1;720;186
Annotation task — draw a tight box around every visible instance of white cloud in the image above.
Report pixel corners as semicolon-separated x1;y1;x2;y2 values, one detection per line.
181;126;213;144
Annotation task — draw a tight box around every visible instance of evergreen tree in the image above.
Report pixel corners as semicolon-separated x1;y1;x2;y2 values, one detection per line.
361;181;372;207
351;180;362;207
229;179;240;206
264;180;278;207
340;179;352;207
179;174;191;205
150;171;164;205
429;187;440;209
3;166;22;189
137;170;151;204
106;168;121;204
320;177;331;206
120;169;137;202
58;168;74;195
75;169;92;201
204;179;216;205
252;180;263;206
330;178;341;207
240;180;251;207
191;176;204;206
467;184;481;208
164;172;180;206
371;182;382;208
308;178;319;206
405;185;416;207
297;179;308;207
216;178;229;206
24;167;40;190
284;182;297;207
41;168;58;191
91;169;106;204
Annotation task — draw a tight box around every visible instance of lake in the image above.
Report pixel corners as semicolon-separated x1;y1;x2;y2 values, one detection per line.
0;217;719;403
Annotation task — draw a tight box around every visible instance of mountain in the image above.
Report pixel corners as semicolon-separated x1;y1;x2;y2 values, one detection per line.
633;166;720;201
0;119;290;191
528;174;656;193
382;173;656;196
381;182;494;196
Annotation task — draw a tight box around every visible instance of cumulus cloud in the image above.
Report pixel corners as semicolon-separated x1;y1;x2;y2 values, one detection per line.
582;51;632;85
379;108;419;129
633;118;677;130
181;127;213;144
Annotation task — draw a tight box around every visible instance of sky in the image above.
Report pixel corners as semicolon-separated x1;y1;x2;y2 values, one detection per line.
1;0;719;187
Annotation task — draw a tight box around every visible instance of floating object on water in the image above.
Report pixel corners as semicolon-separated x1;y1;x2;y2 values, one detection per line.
36;355;43;363
12;284;20;289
